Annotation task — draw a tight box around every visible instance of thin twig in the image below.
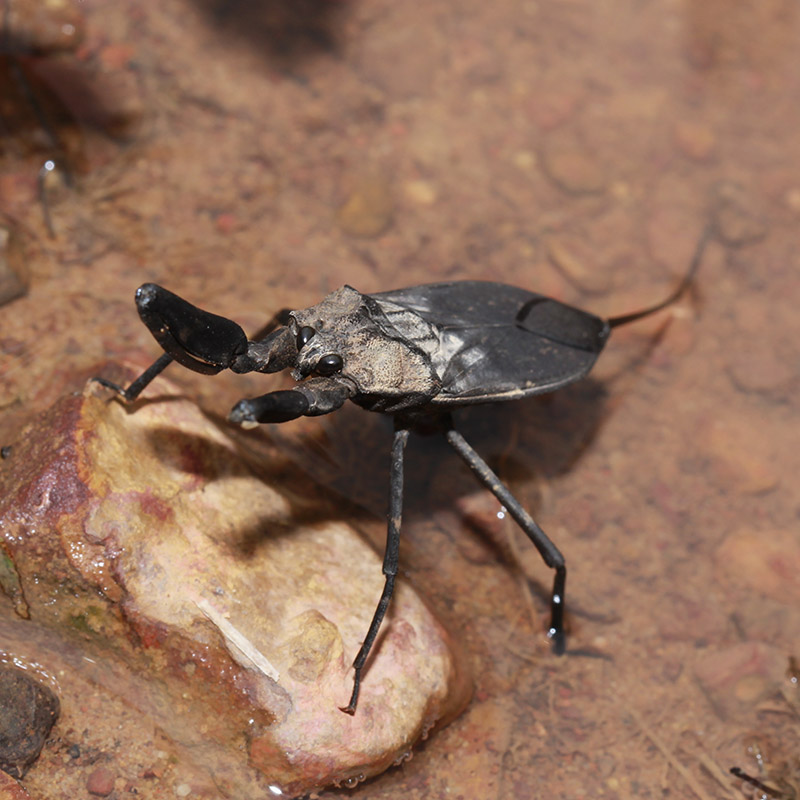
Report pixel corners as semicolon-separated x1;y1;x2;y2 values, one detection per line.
628;706;717;800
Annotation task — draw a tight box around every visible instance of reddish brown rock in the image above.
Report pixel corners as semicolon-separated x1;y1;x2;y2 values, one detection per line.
673;120;717;162
694;641;787;719
716;528;800;606
711;182;768;247
0;666;59;779
0;377;470;797
725;342;795;396
86;767;115;797
699;413;780;495
0;769;33;800
540;137;607;196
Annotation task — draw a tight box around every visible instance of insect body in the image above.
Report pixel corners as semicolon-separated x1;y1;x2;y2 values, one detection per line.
96;230;710;714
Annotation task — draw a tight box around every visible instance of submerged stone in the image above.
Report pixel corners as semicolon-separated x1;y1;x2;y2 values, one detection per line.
0;666;59;779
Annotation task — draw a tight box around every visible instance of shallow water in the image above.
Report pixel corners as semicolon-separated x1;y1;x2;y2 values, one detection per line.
1;0;799;798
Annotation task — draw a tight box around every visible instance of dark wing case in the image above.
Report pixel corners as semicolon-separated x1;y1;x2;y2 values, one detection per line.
372;281;611;404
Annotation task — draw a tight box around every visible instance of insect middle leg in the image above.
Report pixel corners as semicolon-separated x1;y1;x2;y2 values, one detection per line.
443;419;567;654
341;424;410;714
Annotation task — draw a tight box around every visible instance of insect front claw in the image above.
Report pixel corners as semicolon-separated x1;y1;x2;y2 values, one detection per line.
136;283;249;375
229;391;310;425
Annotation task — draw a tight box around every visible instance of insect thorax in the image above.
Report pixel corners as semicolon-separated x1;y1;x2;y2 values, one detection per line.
291;286;442;401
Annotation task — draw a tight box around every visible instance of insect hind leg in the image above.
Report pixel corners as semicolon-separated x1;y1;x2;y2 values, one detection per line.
341;425;410;714
444;421;567;654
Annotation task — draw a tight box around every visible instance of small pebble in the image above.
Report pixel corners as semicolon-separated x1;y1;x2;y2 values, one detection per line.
526;83;582;130
783;187;800;213
0;666;60;778
540;140;607;195
725;344;794;396
285;610;342;684
673;120;716;161
733;673;769;703
87;767;115;797
544;235;613;294
701;416;779;495
512;150;536;171
716;528;800;605
712;182;767;246
335;175;394;239
214;213;238;235
175;783;192;797
694;642;784;718
403;179;437;206
684;36;717;70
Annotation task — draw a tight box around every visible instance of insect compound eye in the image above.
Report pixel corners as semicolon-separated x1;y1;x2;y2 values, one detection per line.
297;326;316;349
316;353;343;376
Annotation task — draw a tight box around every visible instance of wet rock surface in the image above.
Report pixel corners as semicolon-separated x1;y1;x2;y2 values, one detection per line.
0;769;33;800
0;377;470;797
0;667;59;779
